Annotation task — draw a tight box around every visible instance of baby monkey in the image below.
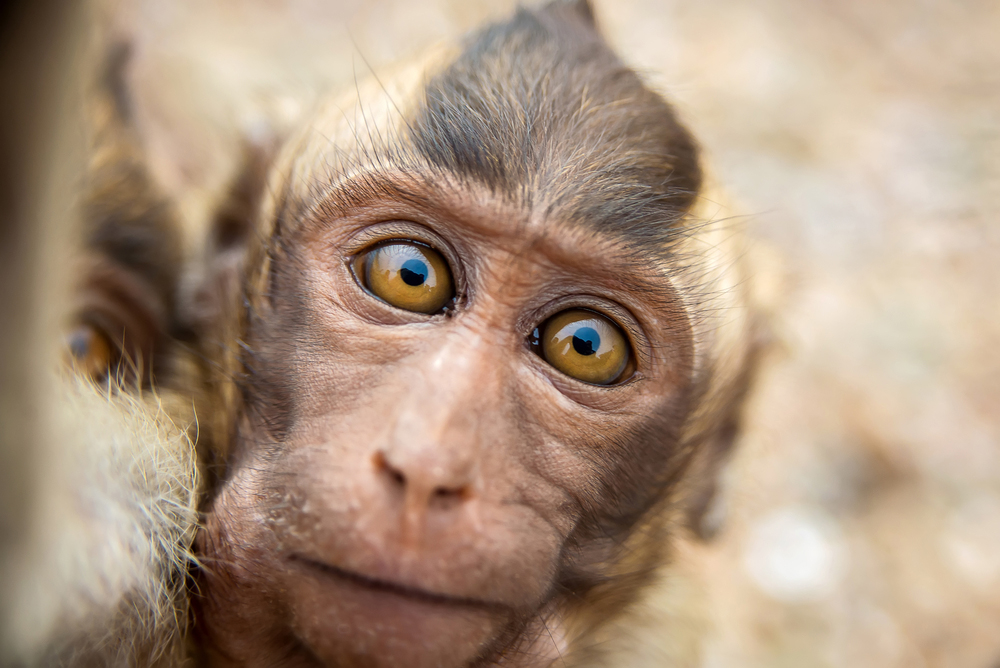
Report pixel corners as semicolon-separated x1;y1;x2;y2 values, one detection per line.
190;1;756;665
30;0;759;666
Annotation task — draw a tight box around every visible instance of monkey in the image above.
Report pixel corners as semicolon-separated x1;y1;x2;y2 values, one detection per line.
1;1;761;666
185;1;761;666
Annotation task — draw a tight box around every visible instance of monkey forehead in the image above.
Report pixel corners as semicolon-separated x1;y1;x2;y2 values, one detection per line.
270;1;701;254
406;4;702;244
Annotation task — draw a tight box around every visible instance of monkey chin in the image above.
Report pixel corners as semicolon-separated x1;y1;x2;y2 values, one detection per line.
196;517;557;668
286;557;513;667
197;546;565;667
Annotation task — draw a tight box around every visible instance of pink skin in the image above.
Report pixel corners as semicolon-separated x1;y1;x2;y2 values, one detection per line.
194;175;693;667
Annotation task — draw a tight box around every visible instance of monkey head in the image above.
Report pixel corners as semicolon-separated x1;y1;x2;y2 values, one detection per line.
193;2;751;666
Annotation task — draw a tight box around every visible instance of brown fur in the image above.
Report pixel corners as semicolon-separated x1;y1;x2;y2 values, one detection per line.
2;18;200;666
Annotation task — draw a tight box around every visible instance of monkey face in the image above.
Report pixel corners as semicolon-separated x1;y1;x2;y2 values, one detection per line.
196;178;695;666
194;3;704;666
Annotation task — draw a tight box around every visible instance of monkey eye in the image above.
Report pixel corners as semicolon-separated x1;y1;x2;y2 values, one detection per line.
532;309;634;385
352;240;454;314
66;323;115;380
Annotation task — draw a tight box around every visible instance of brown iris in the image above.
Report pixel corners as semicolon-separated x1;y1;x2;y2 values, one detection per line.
353;241;454;314
538;309;633;385
66;323;114;379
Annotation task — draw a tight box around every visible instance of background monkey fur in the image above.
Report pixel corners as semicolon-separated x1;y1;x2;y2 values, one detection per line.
0;5;199;664
0;1;762;666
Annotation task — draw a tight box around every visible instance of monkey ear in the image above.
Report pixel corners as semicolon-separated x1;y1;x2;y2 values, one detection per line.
683;419;741;541
210;134;276;259
683;322;769;540
564;0;597;27
183;132;278;336
539;0;599;30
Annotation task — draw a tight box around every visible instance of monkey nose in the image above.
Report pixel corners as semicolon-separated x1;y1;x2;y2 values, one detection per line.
372;450;473;508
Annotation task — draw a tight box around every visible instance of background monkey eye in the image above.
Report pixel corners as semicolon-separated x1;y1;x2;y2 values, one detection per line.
352;240;454;314
65;323;115;380
537;309;634;385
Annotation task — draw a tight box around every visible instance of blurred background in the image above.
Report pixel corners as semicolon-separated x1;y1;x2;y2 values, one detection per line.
8;0;1000;665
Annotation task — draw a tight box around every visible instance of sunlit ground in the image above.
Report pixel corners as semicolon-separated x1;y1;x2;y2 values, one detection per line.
112;0;1000;665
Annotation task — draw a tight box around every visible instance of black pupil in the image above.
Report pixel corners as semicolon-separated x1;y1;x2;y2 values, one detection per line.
399;258;428;286
572;326;600;356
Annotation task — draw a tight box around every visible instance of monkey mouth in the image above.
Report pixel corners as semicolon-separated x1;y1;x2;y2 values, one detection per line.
291;555;503;611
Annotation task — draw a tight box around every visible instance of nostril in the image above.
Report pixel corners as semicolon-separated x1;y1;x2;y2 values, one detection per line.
373;451;406;487
373;451;473;503
432;485;471;501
